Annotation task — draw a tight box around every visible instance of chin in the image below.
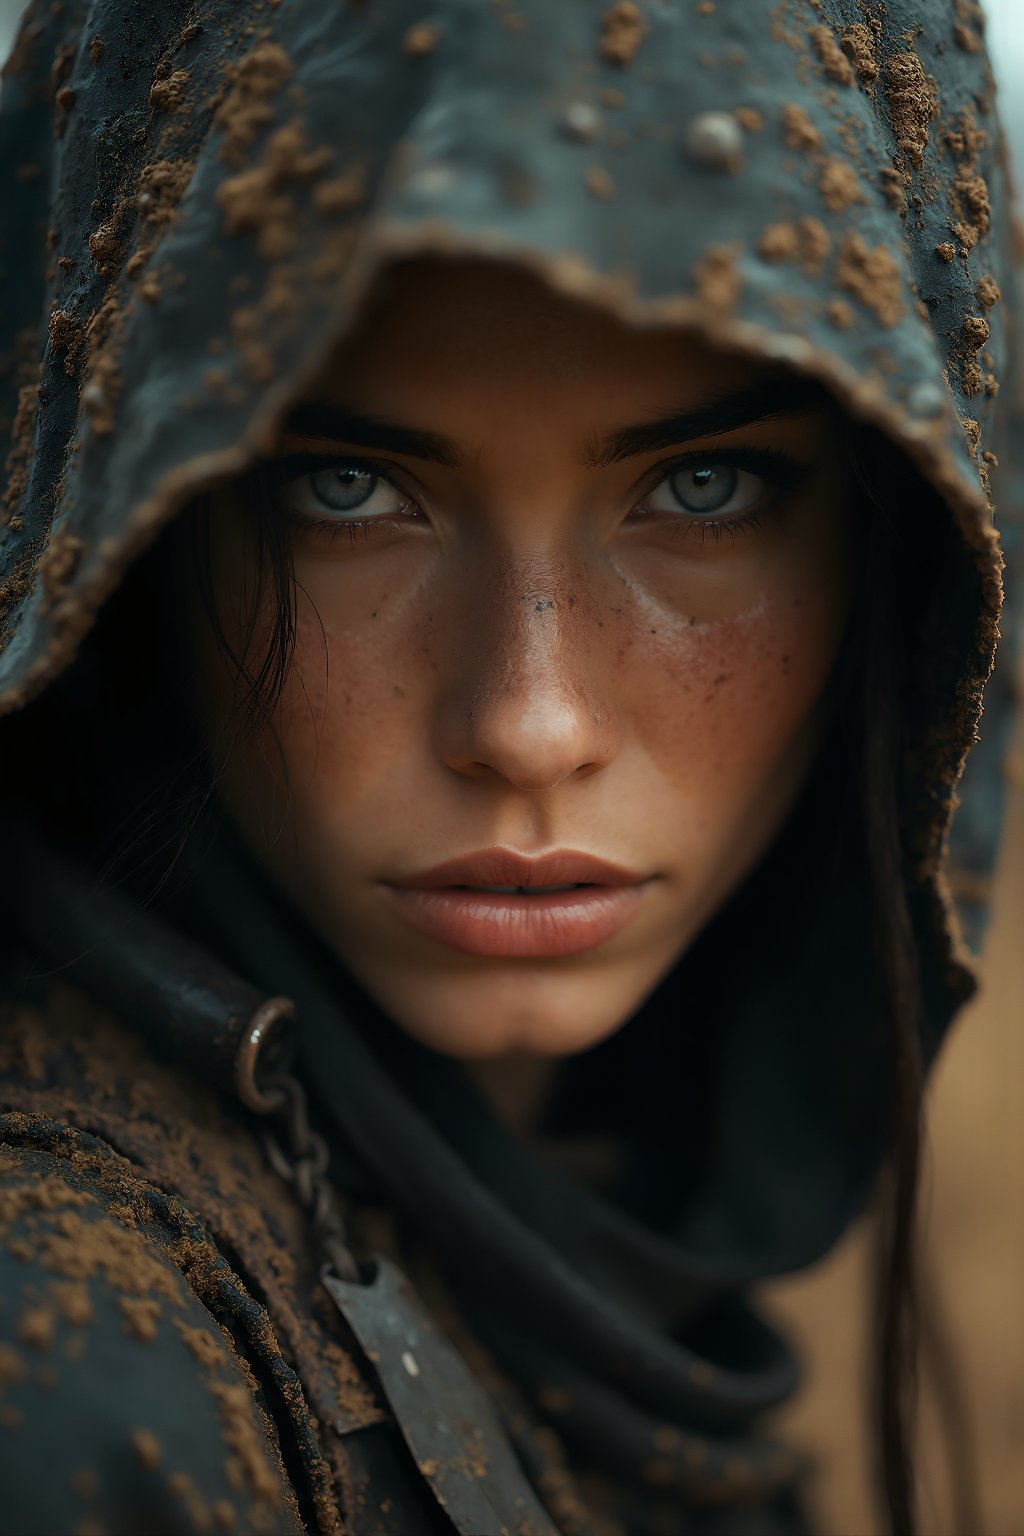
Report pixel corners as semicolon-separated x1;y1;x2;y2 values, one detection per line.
356;965;651;1062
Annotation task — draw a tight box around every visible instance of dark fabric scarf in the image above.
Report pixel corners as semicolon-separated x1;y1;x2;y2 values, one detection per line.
138;753;888;1536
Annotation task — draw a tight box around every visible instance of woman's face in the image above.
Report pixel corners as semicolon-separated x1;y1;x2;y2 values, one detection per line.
193;257;853;1060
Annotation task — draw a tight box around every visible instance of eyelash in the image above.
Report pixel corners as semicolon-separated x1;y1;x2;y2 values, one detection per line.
269;446;807;549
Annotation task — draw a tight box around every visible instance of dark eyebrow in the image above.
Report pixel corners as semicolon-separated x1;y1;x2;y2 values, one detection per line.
283;375;829;474
282;403;463;468
582;375;830;470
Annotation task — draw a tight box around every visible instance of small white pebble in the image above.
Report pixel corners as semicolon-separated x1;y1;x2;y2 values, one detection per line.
682;111;744;170
401;1350;420;1377
560;101;602;142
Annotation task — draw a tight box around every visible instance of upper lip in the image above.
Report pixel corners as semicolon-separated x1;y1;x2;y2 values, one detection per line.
389;849;646;890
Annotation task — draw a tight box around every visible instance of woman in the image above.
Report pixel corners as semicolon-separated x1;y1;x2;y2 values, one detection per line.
0;1;1015;1532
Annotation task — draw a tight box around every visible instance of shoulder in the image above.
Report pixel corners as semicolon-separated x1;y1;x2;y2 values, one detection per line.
0;1136;305;1536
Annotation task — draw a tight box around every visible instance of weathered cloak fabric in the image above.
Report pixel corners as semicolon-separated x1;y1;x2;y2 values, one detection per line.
0;1;1019;1534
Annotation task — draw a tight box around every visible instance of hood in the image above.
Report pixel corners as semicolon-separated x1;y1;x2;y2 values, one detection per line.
0;0;1018;1521
0;0;1014;908
1;0;1017;1238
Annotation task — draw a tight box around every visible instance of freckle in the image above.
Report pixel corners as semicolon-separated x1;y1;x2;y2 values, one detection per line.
713;673;727;686
688;615;697;627
371;610;378;618
393;684;406;698
791;598;803;608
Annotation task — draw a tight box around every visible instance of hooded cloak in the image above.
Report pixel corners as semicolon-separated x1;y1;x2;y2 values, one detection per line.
0;2;1018;1533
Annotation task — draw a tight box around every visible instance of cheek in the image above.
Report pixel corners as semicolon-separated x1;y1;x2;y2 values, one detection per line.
266;588;429;790
616;490;852;792
621;589;844;792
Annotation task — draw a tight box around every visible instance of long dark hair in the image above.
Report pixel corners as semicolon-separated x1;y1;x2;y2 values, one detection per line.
1;411;973;1536
855;435;925;1536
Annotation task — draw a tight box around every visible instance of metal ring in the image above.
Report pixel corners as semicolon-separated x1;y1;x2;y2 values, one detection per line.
234;996;297;1114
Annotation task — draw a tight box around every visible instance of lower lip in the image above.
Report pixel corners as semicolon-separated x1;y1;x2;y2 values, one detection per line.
382;883;651;958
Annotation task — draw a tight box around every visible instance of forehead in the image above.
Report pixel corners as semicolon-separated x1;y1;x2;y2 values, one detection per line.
325;255;781;406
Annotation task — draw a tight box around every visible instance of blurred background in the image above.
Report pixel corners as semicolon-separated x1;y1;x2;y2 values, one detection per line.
0;1;1021;1531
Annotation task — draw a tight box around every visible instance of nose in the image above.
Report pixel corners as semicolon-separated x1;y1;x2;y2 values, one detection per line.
433;562;620;792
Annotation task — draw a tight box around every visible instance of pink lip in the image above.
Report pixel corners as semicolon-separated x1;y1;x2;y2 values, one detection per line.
382;848;652;958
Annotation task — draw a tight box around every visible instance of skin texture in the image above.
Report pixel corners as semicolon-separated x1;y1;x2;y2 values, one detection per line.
191;257;855;1068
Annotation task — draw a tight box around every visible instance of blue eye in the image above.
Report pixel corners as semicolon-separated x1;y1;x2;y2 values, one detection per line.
309;465;378;511
283;460;411;522
649;463;767;518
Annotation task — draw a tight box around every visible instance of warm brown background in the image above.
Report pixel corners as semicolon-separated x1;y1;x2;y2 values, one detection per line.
762;723;1024;1536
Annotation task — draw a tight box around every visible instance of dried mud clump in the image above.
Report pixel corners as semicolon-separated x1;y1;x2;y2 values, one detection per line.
692;244;742;317
48;309;82;377
954;174;990;238
819;157;865;212
119;1295;162;1342
210;1381;283;1504
598;2;647;66
936;241;957;262
976;273;1001;309
841;23;879;86
962;314;990;352
0;558;36;642
81;349;122;438
796;216;831;274
0;1342;26;1388
757;216;831;276
38;532;83;615
53;84;76;135
149;69;190;114
216;120;333;262
884;48;938;167
945;107;987;164
1;374;40;525
826;297;855;329
810;25;855;86
954;22;983;53
780;103;822;153
879;166;906;213
136;160;194;228
131;1427;162;1471
229;307;274;385
735;107;763;133
214;44;295;168
403;22;441;57
942;108;991;252
88;214;125;281
836;234;906;327
758;223;799;263
584;164;616;201
313;164;367;216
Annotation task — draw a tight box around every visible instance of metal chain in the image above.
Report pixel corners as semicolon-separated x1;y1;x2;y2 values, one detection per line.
257;1070;361;1283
